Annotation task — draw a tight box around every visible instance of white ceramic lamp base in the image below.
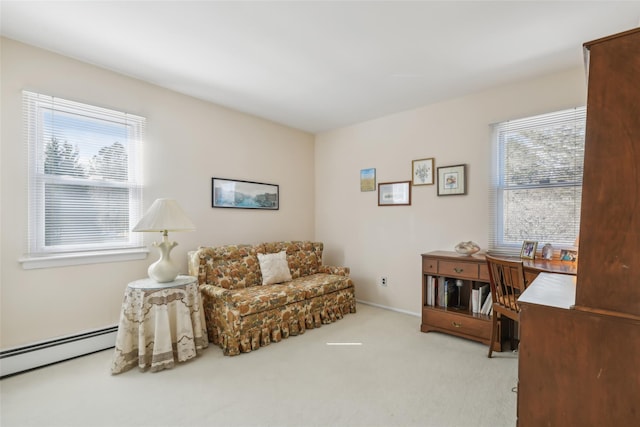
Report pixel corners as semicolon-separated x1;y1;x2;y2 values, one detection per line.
148;236;179;283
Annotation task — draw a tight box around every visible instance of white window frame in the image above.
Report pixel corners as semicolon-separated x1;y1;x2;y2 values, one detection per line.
20;91;147;269
489;107;586;256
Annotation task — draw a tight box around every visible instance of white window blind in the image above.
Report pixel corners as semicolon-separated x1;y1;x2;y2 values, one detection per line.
23;91;145;258
489;107;586;256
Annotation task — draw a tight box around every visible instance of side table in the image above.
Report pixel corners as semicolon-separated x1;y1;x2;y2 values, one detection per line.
111;275;208;374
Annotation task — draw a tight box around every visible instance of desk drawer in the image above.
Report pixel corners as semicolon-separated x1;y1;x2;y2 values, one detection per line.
422;257;438;274
438;260;479;280
423;308;490;341
479;263;490;281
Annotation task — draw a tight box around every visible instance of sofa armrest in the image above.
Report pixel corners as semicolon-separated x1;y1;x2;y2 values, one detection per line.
200;284;232;299
318;265;350;276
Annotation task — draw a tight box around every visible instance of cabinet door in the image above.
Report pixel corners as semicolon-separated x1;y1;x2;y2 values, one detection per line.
578;29;640;316
518;303;640;426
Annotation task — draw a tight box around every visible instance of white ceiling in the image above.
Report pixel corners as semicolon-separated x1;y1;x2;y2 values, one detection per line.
2;1;639;133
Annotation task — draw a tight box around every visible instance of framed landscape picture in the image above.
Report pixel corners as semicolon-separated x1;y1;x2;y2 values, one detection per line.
360;168;376;192
211;178;279;210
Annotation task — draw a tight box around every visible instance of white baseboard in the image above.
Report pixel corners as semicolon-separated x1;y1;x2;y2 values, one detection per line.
356;299;420;317
0;326;117;378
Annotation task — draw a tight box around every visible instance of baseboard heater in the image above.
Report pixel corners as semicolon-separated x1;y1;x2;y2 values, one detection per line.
0;326;117;378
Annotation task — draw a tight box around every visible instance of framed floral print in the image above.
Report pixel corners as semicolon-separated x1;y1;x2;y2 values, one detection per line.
437;164;467;196
412;158;434;186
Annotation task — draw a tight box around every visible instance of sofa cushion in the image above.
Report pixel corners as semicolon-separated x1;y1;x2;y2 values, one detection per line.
204;245;261;289
287;273;353;299
288;250;319;279
260;241;321;279
257;251;292;285
222;284;307;316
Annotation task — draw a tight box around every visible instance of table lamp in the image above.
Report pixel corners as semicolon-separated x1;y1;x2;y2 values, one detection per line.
132;198;195;283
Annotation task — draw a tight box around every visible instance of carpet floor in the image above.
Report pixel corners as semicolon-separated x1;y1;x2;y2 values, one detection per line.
0;303;518;427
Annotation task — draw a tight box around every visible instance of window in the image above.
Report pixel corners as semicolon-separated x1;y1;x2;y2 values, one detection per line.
489;107;586;255
22;91;146;268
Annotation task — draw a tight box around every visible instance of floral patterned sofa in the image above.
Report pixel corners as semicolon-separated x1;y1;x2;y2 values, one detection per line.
188;241;356;356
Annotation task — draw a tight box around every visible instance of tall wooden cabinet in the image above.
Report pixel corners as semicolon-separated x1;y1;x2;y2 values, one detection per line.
517;28;640;426
575;28;640;316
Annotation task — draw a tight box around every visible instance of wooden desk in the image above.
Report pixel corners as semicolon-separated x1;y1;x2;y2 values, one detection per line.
517;272;576;309
420;251;576;351
521;259;577;284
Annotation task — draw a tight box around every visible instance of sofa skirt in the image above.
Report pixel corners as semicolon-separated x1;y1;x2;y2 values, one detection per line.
205;287;356;356
305;288;357;329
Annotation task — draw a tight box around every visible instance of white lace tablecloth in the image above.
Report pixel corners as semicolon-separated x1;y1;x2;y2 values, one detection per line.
111;275;208;374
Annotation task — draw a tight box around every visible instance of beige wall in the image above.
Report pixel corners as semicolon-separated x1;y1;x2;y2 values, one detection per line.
0;38;315;349
1;36;588;349
315;67;587;315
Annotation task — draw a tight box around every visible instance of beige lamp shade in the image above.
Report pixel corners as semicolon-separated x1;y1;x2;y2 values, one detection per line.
132;198;195;233
132;198;195;283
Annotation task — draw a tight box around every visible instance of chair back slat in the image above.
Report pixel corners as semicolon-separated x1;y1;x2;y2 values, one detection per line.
485;255;527;318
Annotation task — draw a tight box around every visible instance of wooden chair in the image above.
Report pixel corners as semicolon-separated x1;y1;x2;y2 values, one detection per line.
485;255;528;358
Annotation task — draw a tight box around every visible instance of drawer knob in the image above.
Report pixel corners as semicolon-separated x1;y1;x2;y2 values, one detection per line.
452;321;462;328
454;267;463;273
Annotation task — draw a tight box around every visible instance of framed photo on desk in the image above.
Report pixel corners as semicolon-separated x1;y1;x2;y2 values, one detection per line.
521;240;538;260
560;249;578;262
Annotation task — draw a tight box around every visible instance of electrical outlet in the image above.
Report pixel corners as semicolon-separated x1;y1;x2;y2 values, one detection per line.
380;276;388;287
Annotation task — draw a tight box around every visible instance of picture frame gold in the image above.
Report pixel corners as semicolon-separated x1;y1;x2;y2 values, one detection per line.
520;240;538;260
412;158;434;186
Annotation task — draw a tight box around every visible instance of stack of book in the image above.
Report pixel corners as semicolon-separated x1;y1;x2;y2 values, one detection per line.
426;276;437;306
425;276;456;308
426;276;493;314
471;284;493;315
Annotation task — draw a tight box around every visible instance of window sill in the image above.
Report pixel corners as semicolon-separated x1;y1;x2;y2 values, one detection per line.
19;248;149;270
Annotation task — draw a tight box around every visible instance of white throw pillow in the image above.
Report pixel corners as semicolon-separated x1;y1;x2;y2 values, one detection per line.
257;251;292;285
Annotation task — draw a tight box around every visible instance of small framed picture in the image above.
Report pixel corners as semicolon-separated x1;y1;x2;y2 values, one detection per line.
520;240;538;260
560;249;578;262
378;181;411;206
412;158;434;186
360;168;376;192
437;164;467;196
